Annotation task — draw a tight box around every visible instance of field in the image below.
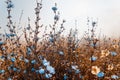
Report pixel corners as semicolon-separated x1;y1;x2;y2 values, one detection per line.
0;0;120;80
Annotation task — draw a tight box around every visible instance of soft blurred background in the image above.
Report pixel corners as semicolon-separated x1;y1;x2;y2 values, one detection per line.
0;0;120;38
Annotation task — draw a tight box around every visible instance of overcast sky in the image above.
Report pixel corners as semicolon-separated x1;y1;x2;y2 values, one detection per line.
0;0;120;37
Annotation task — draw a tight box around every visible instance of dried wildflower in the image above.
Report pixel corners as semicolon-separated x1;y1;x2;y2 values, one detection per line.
116;64;120;67
38;55;42;59
2;47;6;51
35;70;39;74
75;69;80;74
6;33;16;38
90;43;94;47
45;73;52;79
92;21;96;27
91;66;100;75
71;65;78;70
112;44;119;49
63;19;66;23
59;51;64;55
8;64;14;70
31;68;35;72
79;75;83;79
24;58;29;63
52;3;57;13
11;57;16;62
13;67;17;72
0;55;5;61
107;64;114;70
110;51;117;56
0;69;5;74
90;55;97;61
54;15;59;21
26;26;30;30
23;70;27;74
43;59;50;66
39;68;45;74
17;69;21;72
7;1;14;8
19;56;23;60
97;72;104;78
9;29;14;32
11;53;16;57
100;50;110;58
8;77;12;80
0;41;4;45
43;58;47;64
46;65;55;74
33;36;39;42
27;47;32;55
64;74;68;80
44;61;50;66
49;37;54;43
52;7;57;11
111;75;119;79
31;60;36;64
7;54;11;60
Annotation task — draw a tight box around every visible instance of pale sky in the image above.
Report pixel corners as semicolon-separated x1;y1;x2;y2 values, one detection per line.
0;0;120;37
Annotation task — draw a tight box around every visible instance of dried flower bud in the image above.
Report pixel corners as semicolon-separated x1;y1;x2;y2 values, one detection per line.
54;15;59;21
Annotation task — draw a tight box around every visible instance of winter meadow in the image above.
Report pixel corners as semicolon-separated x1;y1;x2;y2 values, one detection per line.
0;0;120;80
